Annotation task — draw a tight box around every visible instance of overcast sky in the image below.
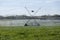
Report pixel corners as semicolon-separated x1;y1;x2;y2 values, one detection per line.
0;0;60;16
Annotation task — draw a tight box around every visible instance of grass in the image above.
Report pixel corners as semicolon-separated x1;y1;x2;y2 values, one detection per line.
0;26;60;40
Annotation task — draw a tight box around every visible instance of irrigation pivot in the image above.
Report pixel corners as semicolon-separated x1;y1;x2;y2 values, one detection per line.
24;6;41;26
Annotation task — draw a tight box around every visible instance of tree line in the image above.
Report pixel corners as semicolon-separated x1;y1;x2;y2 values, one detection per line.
0;14;60;20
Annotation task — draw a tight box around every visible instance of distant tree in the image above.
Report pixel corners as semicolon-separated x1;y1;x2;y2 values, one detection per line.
53;14;60;17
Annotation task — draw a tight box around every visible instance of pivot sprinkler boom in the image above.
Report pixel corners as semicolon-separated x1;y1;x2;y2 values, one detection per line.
24;6;41;26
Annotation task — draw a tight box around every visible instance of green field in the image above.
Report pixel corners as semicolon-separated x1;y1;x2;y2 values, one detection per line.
0;26;60;40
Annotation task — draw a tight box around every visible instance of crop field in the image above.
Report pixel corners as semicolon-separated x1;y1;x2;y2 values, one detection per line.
0;26;60;40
